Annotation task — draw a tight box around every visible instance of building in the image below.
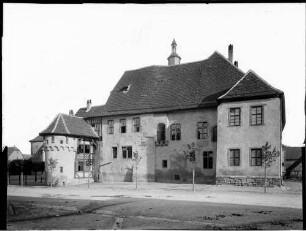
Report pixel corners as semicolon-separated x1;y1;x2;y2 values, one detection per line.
283;145;303;180
39;113;99;185
29;135;44;161
7;146;24;162
72;40;286;186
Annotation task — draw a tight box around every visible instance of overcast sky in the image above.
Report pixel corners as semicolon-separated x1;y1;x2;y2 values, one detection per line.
3;3;305;154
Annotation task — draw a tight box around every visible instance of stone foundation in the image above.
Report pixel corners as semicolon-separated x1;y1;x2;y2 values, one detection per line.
216;176;281;187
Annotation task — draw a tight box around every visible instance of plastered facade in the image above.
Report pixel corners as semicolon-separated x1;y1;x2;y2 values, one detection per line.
100;108;218;184
216;97;282;181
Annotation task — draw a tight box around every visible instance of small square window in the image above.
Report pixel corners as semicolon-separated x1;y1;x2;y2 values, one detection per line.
162;160;168;168
60;140;63;144
51;136;55;143
174;174;180;181
60;167;63;173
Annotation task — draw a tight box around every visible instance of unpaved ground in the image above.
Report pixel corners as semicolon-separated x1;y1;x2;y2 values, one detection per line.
7;196;303;230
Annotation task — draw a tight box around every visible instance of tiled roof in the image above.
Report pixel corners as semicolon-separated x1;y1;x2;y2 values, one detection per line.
218;70;283;101
102;51;244;116
283;145;302;160
29;135;44;143
8;146;22;156
75;105;106;118
39;114;98;139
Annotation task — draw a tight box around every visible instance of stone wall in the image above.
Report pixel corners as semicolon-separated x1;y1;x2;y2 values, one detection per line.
216;176;282;187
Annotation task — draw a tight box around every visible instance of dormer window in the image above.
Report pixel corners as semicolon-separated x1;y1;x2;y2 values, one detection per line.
118;84;131;93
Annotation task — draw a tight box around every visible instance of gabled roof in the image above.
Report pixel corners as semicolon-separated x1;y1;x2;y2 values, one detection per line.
218;70;283;101
75;105;106;118
29;135;44;143
39;113;98;139
101;51;244;116
8;146;22;156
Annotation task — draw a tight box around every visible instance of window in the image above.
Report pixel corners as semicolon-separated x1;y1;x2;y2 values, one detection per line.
112;147;118;159
45;138;48;144
120;119;126;133
203;151;213;169
212;126;217;142
157;123;166;142
229;108;241;126
78;161;84;171
78;145;91;154
251;149;262;166
133;118;140;132
230;149;240;166
170;123;181;141
94;124;102;138
85;145;90;154
60;167;63;173
174;174;180;180
229;149;240;166
60;140;63;144
66;136;69;144
250;106;263;125
51;136;55;143
198;122;208;139
108;120;114;134
122;146;132;159
162;160;168;168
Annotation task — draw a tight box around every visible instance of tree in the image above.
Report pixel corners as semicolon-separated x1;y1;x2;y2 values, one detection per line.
85;156;93;188
261;142;280;193
46;157;58;188
132;151;142;189
183;142;198;191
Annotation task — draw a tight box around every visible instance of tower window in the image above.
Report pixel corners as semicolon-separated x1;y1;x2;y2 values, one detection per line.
162;160;168;168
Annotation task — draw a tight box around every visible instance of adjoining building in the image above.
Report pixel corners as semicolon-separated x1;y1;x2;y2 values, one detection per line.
39;113;99;185
7;146;25;162
29;135;44;161
72;40;286;186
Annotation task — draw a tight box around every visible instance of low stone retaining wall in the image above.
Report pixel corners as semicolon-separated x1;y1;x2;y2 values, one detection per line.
216;176;281;187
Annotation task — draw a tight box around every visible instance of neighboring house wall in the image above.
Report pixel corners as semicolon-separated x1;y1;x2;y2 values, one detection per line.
217;97;282;186
100;108;218;184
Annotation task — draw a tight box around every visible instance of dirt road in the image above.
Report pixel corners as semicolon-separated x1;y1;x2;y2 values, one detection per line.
7;196;303;230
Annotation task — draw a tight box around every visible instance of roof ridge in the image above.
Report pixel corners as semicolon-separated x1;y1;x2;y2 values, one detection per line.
212;51;245;75
41;113;60;135
248;70;283;94
61;113;86;119
61;114;71;134
218;70;250;99
51;114;61;133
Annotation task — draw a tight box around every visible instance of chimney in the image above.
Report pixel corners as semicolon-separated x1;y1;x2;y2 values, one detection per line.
228;44;233;63
234;60;238;67
86;99;92;111
69;110;74;116
167;39;181;66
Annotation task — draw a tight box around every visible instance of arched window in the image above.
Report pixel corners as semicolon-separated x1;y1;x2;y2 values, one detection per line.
157;123;166;142
170;123;181;141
